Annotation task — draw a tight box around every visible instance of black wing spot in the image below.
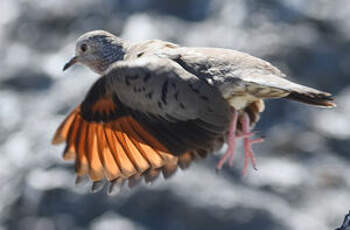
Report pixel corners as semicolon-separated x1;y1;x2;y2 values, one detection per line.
161;80;169;105
137;52;144;58
125;75;139;86
158;101;163;109
143;73;151;82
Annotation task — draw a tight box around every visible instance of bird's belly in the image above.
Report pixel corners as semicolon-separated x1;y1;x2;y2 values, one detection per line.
227;94;258;110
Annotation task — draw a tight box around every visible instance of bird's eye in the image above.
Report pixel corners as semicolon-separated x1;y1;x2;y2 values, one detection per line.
80;44;88;52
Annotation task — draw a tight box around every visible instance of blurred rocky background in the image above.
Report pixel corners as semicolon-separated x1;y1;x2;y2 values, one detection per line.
0;0;349;229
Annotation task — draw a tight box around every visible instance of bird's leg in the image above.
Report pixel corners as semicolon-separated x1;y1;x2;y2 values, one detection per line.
216;110;264;174
241;113;264;175
216;109;238;171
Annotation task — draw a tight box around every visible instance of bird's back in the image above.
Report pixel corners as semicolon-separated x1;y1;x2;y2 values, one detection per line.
157;46;334;108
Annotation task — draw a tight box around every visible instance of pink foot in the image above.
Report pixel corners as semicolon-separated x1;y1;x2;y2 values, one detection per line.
241;113;264;175
216;109;238;171
216;110;264;175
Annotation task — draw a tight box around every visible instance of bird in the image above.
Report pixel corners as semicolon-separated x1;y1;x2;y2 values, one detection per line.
52;30;335;193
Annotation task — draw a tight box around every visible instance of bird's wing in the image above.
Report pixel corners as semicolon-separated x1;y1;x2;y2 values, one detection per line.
52;56;231;189
105;56;231;154
161;47;335;107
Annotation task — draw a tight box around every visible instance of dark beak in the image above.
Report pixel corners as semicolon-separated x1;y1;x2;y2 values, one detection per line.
63;56;78;71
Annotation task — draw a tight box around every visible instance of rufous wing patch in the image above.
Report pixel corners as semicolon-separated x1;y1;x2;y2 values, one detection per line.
52;108;79;145
95;124;121;181
126;117;177;165
103;123;136;178
75;119;89;176
90;98;116;118
120;119;164;168
62;112;81;161
52;103;183;187
86;122;104;181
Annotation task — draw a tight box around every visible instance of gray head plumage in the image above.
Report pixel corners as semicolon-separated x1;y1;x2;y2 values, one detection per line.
63;30;128;74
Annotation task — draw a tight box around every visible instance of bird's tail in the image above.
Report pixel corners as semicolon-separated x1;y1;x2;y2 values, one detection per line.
285;85;336;108
242;73;336;108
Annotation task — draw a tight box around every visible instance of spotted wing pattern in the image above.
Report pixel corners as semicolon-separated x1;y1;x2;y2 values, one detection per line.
52;57;231;190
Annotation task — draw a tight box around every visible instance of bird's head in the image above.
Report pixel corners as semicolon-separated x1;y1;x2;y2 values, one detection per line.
63;30;127;74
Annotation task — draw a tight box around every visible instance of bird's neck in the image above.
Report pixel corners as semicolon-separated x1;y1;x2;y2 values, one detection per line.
97;40;130;75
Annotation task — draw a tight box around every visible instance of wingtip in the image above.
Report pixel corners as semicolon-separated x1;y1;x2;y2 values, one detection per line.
107;178;124;196
91;181;106;193
51;135;64;145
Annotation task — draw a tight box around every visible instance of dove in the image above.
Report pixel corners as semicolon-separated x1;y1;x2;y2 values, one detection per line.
53;30;335;192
